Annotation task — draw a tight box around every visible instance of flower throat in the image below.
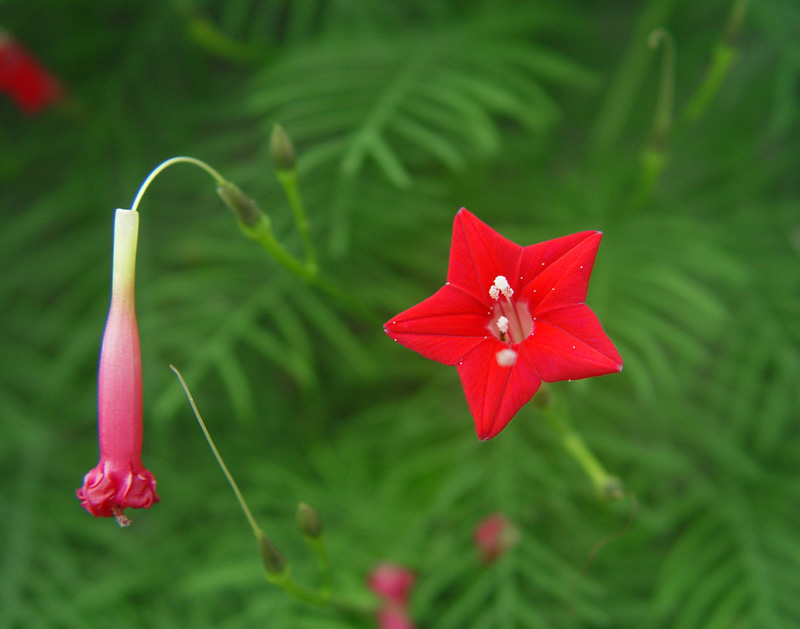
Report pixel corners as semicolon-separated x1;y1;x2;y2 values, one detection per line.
489;276;533;344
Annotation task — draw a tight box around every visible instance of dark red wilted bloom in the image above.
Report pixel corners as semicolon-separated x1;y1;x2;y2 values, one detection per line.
0;31;63;114
384;208;622;440
474;513;520;564
77;209;159;526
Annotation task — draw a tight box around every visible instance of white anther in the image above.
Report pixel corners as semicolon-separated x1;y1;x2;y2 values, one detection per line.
496;348;517;367
496;316;509;335
489;275;513;300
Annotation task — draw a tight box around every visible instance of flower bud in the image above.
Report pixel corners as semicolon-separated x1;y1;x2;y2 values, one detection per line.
474;513;520;564
270;124;296;171
296;502;324;539
216;181;269;229
602;476;625;501
368;563;415;606
258;532;287;576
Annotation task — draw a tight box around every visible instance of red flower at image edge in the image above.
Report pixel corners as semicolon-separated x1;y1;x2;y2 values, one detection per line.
384;208;622;440
0;32;63;114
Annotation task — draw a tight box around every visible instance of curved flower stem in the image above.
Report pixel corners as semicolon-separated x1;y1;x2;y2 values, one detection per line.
537;387;623;500
635;28;675;206
127;156;354;311
678;0;749;126
130;156;227;213
169;366;374;618
129;156;376;320
636;1;748;206
169;365;261;537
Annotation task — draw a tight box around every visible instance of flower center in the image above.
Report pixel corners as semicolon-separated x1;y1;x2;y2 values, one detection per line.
488;276;533;344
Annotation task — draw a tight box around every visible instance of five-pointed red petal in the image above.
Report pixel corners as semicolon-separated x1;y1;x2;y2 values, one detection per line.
384;208;622;440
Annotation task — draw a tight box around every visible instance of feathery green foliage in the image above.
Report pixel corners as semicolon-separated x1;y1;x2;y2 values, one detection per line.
1;0;799;627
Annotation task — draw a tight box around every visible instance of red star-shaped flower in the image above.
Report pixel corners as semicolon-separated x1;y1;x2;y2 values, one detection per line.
384;208;622;440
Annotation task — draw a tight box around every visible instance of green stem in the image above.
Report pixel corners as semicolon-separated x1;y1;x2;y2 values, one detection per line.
240;219;318;283
241;219;380;322
307;536;331;597
648;28;675;149
539;400;623;500
267;571;372;616
170;365;263;538
678;0;749;126
634;28;675;206
129;156;322;293
171;366;374;619
130;156;226;213
277;169;317;274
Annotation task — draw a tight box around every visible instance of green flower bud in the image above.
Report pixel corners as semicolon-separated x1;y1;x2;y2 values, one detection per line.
296;502;324;539
216;182;268;229
270;124;296;172
257;532;287;576
601;476;625;501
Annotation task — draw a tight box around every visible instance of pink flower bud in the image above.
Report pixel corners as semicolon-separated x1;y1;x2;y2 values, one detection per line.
474;513;520;564
368;562;416;606
77;210;159;526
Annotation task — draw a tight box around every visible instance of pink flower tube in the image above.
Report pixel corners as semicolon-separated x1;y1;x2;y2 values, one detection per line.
77;209;159;526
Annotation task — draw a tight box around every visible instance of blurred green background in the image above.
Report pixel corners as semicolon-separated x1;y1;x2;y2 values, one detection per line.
2;1;799;627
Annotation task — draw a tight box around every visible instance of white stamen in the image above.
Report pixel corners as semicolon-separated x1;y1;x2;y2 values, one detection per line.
489;275;514;300
496;316;509;335
496;348;517;367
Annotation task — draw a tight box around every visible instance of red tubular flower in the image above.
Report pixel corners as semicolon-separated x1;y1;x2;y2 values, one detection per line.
0;31;63;114
77;209;159;526
384;208;622;440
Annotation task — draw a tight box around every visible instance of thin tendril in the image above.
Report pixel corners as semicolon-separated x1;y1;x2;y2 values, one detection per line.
130;157;227;213
169;364;262;539
582;493;638;573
